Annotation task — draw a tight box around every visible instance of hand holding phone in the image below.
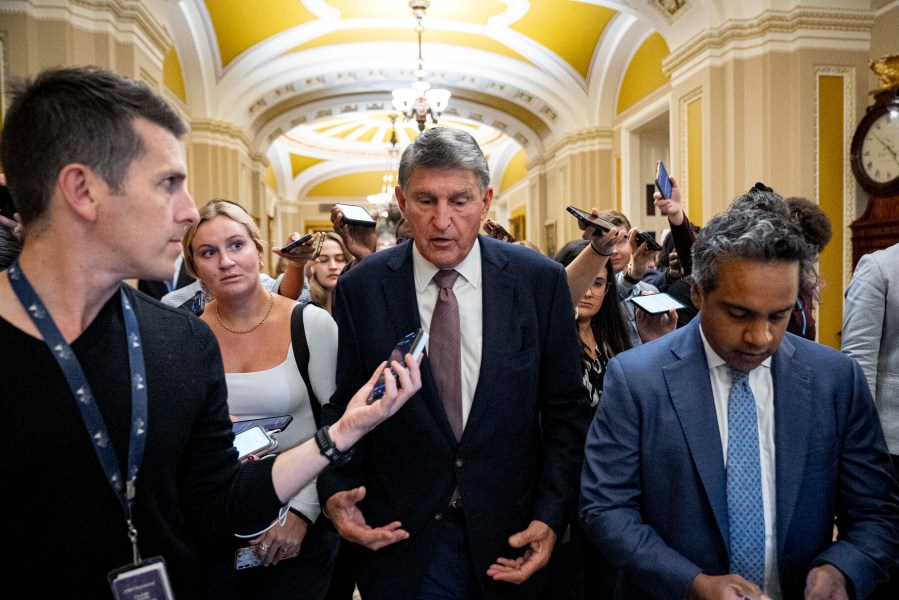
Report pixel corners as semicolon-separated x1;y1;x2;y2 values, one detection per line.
633;230;663;253
483;219;517;242
628;292;685;314
0;184;17;221
233;426;278;461
655;161;672;200
367;329;429;404
566;205;616;237
280;232;315;254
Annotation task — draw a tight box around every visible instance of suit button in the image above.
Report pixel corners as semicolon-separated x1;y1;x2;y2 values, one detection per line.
434;512;444;521
454;458;464;468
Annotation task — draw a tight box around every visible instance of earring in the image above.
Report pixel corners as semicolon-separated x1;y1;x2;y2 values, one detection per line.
259;260;265;269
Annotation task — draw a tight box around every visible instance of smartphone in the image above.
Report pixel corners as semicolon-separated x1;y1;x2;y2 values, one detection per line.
280;232;314;254
232;415;294;435
566;205;615;235
234;546;263;570
655;161;672;200
628;292;685;314
367;329;429;404
0;185;16;220
335;203;376;228
633;230;663;252
233;426;278;461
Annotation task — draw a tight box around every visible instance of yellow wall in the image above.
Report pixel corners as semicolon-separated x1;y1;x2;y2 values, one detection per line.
617;33;670;114
501;149;528;190
307;171;386;196
162;46;186;103
817;75;844;350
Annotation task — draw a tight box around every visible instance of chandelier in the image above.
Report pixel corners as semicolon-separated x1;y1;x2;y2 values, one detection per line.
391;0;450;133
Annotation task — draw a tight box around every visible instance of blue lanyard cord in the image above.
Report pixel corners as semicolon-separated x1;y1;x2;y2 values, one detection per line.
7;259;148;531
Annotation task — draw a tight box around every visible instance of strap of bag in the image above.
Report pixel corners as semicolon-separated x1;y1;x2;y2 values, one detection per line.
290;302;322;428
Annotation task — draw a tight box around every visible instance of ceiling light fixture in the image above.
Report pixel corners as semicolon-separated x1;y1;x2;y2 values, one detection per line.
368;114;401;208
391;0;450;133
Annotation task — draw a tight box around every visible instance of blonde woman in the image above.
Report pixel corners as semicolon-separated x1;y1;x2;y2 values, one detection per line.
183;199;337;599
307;232;352;315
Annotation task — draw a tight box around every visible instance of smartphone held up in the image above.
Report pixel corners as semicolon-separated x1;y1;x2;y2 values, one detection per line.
655;161;672;200
367;329;428;404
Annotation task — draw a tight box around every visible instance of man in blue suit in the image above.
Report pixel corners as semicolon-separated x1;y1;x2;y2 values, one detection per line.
580;206;899;600
318;128;589;599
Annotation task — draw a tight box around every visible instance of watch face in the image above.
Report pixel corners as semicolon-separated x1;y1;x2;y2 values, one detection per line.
859;109;899;184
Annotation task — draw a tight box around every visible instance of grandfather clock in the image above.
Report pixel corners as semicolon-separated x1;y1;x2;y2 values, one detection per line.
849;56;899;268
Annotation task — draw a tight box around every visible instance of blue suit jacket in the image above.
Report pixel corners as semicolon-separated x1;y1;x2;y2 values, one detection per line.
580;318;899;600
318;237;591;600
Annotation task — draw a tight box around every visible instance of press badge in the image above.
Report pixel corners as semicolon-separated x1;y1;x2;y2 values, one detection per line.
108;556;176;600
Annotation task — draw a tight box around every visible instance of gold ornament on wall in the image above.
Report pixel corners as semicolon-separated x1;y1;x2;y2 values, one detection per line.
869;54;899;95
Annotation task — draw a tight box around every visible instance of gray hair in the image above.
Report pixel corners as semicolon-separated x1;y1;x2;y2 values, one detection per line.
397;128;490;193
692;208;814;294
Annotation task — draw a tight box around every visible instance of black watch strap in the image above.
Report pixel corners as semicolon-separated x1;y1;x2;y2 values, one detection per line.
315;425;354;466
623;271;641;285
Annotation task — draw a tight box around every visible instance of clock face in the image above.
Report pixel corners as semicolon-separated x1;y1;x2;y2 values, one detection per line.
851;99;899;195
859;109;899;184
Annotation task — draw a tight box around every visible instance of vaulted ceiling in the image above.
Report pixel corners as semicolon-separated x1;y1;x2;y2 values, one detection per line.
158;0;747;199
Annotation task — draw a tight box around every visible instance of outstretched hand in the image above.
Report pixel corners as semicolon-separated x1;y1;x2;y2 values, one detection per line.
689;573;770;600
653;174;684;226
331;205;376;259
325;486;409;550
486;520;556;585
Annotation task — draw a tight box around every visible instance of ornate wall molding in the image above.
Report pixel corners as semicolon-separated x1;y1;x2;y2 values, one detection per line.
665;7;874;83
190;119;268;166
814;65;857;289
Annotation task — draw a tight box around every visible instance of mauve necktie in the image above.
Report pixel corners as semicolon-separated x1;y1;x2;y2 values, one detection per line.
727;367;766;588
429;269;463;440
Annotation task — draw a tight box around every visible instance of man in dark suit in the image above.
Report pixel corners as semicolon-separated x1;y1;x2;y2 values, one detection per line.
318;128;589;599
137;253;194;300
580;206;899;600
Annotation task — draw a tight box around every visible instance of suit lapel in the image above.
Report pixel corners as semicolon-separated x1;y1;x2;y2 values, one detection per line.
383;244;461;446
462;238;514;444
772;336;813;554
664;319;730;553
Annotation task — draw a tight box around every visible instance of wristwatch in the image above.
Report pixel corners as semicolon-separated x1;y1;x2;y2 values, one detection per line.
623;268;641;285
315;425;355;466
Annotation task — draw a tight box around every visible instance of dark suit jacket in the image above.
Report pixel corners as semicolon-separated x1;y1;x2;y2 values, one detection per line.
137;261;194;300
580;318;899;600
318;236;590;599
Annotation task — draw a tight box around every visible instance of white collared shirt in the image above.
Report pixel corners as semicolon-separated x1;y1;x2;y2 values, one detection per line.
699;326;782;600
412;241;483;428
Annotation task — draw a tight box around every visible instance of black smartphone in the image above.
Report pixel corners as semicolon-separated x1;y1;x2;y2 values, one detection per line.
280;232;315;254
367;329;429;404
634;230;663;252
566;205;615;235
655;161;672;200
335;203;377;228
232;415;294;435
628;292;685;314
0;184;16;220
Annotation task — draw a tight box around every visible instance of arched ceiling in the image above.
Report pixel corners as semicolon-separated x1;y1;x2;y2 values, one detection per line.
164;0;718;201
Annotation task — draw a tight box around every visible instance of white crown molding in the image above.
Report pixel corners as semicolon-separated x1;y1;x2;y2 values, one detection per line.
665;7;874;84
189;118;267;166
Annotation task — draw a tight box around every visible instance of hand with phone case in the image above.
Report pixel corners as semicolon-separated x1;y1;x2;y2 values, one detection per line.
633;292;679;343
652;167;686;227
0;174;22;235
483;219;517;243
331;204;376;260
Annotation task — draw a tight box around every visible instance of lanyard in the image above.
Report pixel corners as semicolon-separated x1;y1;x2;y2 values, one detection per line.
8;258;149;565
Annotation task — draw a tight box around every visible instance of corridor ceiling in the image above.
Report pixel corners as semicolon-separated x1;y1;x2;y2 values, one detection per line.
162;0;728;198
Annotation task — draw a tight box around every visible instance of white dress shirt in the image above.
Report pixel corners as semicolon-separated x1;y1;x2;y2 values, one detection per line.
700;326;782;600
412;241;483;429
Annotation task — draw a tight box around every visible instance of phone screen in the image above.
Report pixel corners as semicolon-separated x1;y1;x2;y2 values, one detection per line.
233;426;275;460
367;329;429;404
335;203;376;227
232;415;293;435
655;161;672;200
628;292;685;314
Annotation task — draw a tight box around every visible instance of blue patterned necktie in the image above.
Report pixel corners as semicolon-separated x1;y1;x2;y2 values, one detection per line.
727;367;766;588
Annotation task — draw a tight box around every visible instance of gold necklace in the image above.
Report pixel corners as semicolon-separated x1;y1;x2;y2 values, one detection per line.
215;291;274;334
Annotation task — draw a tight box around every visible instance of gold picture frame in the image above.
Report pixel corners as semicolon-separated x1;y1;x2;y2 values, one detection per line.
544;222;556;258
